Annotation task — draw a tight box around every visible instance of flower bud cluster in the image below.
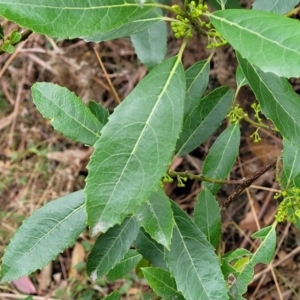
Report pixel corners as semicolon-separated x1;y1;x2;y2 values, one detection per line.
275;187;300;223
227;104;247;123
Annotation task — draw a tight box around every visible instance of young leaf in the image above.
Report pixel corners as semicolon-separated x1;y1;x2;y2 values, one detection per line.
31;83;103;146
86;217;139;281
176;86;234;156
165;201;229;300
0;191;86;283
85;56;185;236
131;20;166;69
210;9;300;78
135;186;174;249
84;9;163;42
237;53;300;147
252;0;300;14
88;100;109;125
133;229;167;269
142;267;185;300
0;1;154;39
203;123;240;195
103;291;120;300
229;223;277;299
221;248;252;280
194;187;221;248
106;249;142;281
282;139;300;189
184;59;210;114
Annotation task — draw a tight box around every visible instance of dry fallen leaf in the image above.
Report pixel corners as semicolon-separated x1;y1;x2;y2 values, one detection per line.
68;242;85;278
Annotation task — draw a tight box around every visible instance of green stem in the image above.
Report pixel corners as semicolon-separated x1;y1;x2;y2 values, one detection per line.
168;169;242;185
147;2;173;12
243;115;279;132
184;0;189;10
177;37;188;61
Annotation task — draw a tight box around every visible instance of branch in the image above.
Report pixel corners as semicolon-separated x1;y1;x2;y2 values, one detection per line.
221;157;278;213
168;169;243;185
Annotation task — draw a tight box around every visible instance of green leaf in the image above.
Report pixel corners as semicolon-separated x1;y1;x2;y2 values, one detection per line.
131;19;166;69
142;267;185;300
252;0;300;14
85;56;185;235
176;86;234;156
208;0;240;9
135;186;174;249
31;83;103;146
103;291;120;300
165;201;229;300
203;123;240;194
88;100;109;125
86;217;139;281
0;1;154;39
237;53;300;147
229;224;277;299
194;187;221;248
221;248;252;280
210;9;300;78
106;249;142;281
282;139;300;189
133;229;166;269
1;40;14;54
84;9;163;42
0;191;86;283
10;29;22;44
23;297;33;300
236;65;248;88
184;59;210;114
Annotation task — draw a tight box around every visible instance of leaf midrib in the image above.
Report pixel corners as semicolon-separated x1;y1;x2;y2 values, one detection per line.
211;12;300;57
98;56;181;225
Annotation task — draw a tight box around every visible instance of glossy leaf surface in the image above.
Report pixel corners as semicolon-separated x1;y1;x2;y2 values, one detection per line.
133;229;166;269
85;56;185;236
237;53;300;147
203;123;240;194
0;191;86;283
194;187;221;248
32;83;102;146
86;217;139;281
106;249;142;281
136;187;174;249
184;59;210;114
0;0;154;39
142;267;185;300
131;19;166;69
210;9;300;77
252;0;299;14
176;86;233;156
165;201;229;300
